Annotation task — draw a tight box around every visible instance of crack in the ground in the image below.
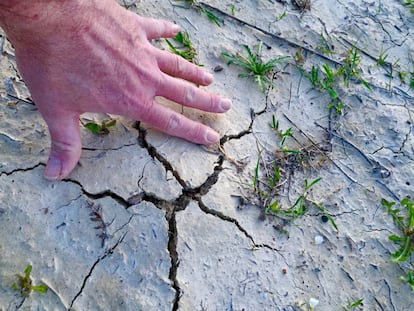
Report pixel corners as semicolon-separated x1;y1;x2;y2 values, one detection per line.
197;198;280;252
65;127;229;310
198;2;342;66
62;178;130;208
69;232;127;310
136;124;186;187
367;15;409;47
0;162;44;177
167;211;180;311
220;128;252;145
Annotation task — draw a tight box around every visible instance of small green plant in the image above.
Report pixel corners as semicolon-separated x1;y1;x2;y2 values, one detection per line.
338;47;371;89
249;117;336;232
317;32;336;55
304;64;344;114
82;118;116;135
410;72;414;89
404;0;414;12
266;177;321;217
264;177;337;232
253;149;262;192
294;48;305;64
270;115;294;147
397;69;414;89
12;265;48;298
377;48;389;67
230;3;236;15
398;70;409;83
276;8;287;21
175;0;223;26
343;298;363;310
303;47;370;114
165;31;198;64
381;197;414;290
222;42;290;92
401;271;414;290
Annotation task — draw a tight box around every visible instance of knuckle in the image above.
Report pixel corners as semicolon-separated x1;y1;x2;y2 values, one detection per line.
184;85;196;104
209;95;216;111
51;140;79;153
174;56;187;76
166;114;181;132
136;100;156;122
190;123;203;141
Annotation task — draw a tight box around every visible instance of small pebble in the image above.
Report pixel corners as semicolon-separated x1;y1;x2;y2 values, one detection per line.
314;235;324;245
213;65;224;72
309;297;319;309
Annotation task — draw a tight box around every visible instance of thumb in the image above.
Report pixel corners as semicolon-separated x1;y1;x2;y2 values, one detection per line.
43;113;82;180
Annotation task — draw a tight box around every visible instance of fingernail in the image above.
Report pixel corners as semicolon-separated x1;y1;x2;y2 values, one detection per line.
203;72;214;84
219;98;232;112
206;130;220;144
44;157;62;180
172;24;180;33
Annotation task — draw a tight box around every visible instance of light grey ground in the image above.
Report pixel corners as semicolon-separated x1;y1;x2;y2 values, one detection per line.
1;0;413;310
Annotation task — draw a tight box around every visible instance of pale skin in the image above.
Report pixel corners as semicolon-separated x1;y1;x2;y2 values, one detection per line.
0;0;231;180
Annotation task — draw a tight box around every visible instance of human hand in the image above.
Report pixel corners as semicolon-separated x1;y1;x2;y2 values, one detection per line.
0;0;231;180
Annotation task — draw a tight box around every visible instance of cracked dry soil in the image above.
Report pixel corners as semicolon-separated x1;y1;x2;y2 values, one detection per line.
1;0;414;310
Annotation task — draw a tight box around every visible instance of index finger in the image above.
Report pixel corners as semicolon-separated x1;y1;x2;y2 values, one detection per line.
136;16;181;40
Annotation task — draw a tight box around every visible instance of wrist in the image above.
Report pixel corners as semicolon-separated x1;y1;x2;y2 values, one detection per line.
2;1;120;55
0;1;110;46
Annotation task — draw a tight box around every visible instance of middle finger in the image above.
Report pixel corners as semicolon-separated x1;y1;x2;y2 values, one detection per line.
157;75;232;113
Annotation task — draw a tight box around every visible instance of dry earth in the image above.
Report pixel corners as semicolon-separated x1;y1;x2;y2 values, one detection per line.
1;0;413;310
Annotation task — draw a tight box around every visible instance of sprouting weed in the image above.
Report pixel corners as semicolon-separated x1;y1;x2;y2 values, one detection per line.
230;3;236;15
294;48;305;64
382;197;414;263
12;265;48;298
381;197;414;290
270;115;294;147
343;298;364;310
318;32;336;55
276;8;287;21
304;63;344;113
265;177;322;218
338;47;371;90
253;148;262;192
82;118;116;135
174;0;223;26
398;70;409;83
165;31;198;64
302;47;370;114
401;271;414;291
377;48;389;67
404;0;414;13
307;65;320;87
248;116;335;232
222;42;290;92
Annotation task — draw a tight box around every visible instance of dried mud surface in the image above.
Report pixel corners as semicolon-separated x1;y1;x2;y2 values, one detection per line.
1;1;413;310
